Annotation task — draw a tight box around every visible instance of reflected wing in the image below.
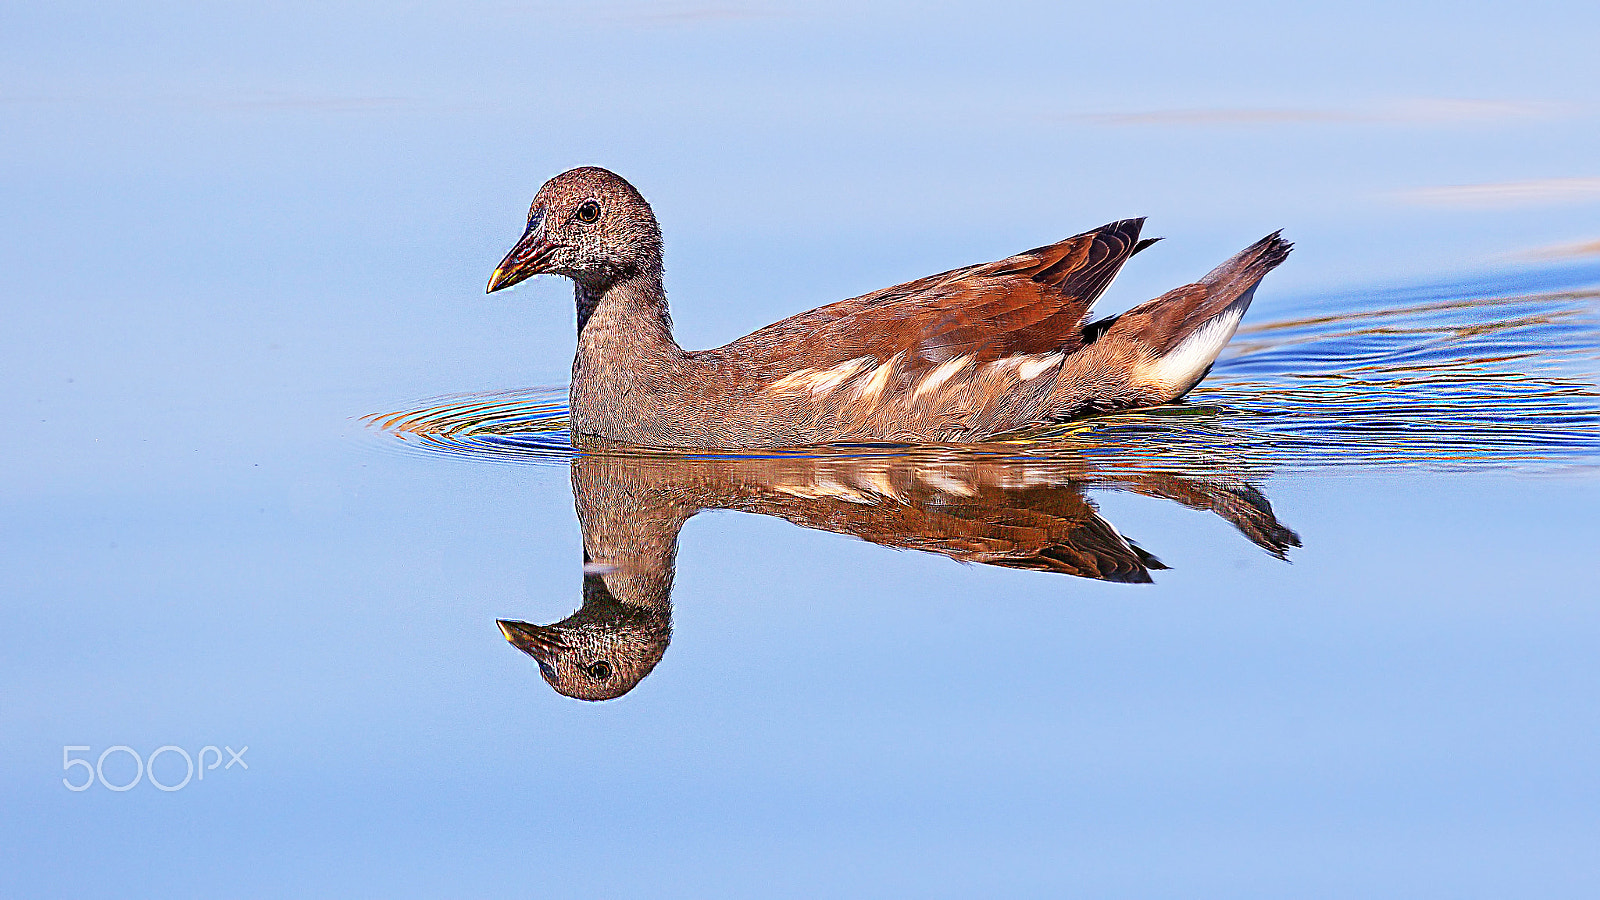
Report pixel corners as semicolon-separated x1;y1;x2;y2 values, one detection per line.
885;490;1166;583
730;458;1165;583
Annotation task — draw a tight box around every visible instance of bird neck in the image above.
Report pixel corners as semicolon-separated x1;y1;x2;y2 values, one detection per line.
569;269;694;441
574;269;679;357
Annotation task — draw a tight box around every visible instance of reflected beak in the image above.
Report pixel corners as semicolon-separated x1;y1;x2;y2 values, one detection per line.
496;618;565;662
486;212;556;293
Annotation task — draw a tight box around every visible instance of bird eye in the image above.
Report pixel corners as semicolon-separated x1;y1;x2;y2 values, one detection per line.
574;200;601;224
585;660;613;680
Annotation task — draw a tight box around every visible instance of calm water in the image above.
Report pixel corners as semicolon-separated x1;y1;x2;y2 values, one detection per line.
6;2;1600;896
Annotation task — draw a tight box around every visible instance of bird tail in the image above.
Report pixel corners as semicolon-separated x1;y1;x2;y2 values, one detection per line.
1090;231;1291;402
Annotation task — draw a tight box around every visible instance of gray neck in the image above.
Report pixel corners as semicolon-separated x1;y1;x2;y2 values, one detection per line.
574;271;675;347
570;271;691;440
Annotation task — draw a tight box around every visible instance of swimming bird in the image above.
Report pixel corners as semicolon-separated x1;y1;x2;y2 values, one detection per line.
486;166;1290;448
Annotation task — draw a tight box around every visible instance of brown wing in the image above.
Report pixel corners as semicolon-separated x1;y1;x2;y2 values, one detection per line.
713;218;1151;370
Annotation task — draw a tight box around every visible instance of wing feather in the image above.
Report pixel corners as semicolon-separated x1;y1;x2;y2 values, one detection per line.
710;218;1148;376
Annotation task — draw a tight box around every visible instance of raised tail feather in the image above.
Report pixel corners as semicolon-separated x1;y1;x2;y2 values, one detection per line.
1092;231;1291;402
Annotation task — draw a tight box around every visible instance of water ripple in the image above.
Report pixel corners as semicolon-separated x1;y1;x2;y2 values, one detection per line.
367;265;1600;473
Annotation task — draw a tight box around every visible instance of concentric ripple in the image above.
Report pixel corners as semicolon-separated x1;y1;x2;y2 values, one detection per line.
366;264;1600;472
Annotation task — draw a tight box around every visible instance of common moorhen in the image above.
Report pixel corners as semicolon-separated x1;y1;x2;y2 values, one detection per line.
487;166;1290;448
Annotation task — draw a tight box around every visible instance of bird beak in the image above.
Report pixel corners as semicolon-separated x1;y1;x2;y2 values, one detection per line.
486;211;555;293
496;619;565;662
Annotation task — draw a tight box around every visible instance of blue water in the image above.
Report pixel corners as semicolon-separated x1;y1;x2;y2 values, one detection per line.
5;2;1600;896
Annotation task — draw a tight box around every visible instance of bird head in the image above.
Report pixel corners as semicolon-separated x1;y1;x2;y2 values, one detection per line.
496;572;671;702
486;166;662;295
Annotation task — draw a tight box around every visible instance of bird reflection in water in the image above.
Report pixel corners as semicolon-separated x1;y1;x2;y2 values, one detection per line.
497;449;1299;701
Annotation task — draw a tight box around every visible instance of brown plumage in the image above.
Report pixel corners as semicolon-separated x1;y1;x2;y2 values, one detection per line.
486;166;1291;448
497;450;1301;701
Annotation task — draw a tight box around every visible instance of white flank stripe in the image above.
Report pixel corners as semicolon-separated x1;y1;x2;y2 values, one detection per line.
768;368;820;393
806;358;872;395
769;358;874;396
985;356;1025;375
1017;352;1065;380
912;355;972;399
853;353;901;401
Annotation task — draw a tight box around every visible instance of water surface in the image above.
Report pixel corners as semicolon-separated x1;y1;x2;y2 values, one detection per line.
6;2;1600;896
365;266;1600;707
